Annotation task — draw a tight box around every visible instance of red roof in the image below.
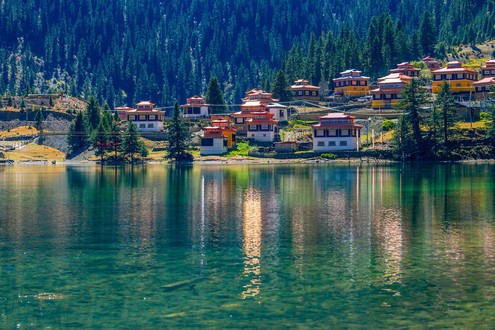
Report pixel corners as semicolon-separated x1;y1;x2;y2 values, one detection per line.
433;61;477;74
473;77;495;86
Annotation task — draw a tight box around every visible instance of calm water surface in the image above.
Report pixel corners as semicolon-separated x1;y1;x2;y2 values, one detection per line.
1;163;495;328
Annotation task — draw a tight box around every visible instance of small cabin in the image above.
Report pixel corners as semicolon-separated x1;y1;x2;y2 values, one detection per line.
333;69;370;97
182;96;210;118
290;79;320;101
116;101;164;132
246;112;278;142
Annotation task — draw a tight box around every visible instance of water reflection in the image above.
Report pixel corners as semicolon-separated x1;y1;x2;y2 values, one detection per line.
1;164;495;328
242;187;262;298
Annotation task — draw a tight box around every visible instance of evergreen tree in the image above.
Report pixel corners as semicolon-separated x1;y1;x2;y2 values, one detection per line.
93;121;109;162
205;76;227;114
487;86;495;144
34;108;44;130
67;111;89;154
166;101;192;161
86;96;101;130
123;121;143;163
435;82;456;145
396;79;428;158
392;114;416;161
49;95;54;107
271;71;292;102
109;122;123;160
419;11;437;56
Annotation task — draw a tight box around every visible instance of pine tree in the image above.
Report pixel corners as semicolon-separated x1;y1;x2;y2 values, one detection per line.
67;111;89;154
397;79;428;158
34;108;44;130
123;120;143;163
86;96;101;130
205;76;227;114
166;101;192;161
93;121;109;162
109;122;123;161
435;82;456;146
271;71;292;102
419;11;437;56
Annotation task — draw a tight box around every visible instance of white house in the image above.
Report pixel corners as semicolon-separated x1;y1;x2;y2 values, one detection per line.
117;101;164;132
200;120;237;155
312;113;362;152
246;111;278;142
182;95;210;118
266;103;289;122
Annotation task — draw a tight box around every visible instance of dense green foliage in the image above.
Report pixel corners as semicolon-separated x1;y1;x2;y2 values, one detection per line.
0;0;494;105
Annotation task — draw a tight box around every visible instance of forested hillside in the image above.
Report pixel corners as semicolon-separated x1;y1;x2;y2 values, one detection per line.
0;0;494;107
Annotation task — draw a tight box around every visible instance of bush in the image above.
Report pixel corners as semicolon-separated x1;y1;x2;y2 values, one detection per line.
382;120;395;132
320;153;337;160
480;112;489;122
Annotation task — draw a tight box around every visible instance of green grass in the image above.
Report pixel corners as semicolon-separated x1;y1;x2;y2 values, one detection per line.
224;141;251;157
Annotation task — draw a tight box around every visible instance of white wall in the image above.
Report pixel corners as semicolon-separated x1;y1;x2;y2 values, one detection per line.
312;136;358;152
248;131;276;142
200;138;227;155
135;121;164;132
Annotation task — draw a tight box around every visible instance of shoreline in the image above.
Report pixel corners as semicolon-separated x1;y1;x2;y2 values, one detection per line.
3;157;495;166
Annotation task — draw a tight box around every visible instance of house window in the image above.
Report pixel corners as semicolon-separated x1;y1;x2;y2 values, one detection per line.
279;110;285;117
149;115;156;120
315;130;324;137
129;115;136;121
263;134;267;137
328;141;336;146
139;124;146;128
261;124;269;130
341;130;350;137
251;134;255;137
148;123;154;128
248;125;257;131
339;141;347;146
328;129;337;137
139;115;146;120
235;118;244;124
299;91;303;96
305;91;310;96
312;91;317;96
317;141;325;146
201;138;214;146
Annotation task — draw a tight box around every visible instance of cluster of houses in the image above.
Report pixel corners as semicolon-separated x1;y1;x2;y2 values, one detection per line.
114;58;495;156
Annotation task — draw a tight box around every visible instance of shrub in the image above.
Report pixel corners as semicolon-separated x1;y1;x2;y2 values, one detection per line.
382;120;396;132
320;153;337;160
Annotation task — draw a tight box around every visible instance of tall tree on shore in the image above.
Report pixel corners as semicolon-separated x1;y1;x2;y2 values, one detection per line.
205;76;227;114
166;101;192;161
435;82;456;145
67;111;89;154
123;121;145;163
93;121;109;162
396;78;428;158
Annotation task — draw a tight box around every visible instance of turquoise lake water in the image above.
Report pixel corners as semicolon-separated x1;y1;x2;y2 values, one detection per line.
1;163;495;328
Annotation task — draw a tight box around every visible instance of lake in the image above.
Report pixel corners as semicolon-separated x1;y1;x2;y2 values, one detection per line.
1;163;495;328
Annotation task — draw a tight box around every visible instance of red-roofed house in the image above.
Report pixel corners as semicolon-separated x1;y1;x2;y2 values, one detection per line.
473;77;495;100
312;113;362;151
480;60;495;78
390;62;421;77
423;56;441;71
182;96;210;118
431;61;478;94
246;112;278;142
333;69;370;97
290;79;320;101
117;101;164;132
200;119;237;155
242;89;278;104
371;73;412;109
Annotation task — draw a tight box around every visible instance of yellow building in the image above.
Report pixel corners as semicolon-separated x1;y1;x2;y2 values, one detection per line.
333;69;370;97
371;74;411;110
431;61;478;94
